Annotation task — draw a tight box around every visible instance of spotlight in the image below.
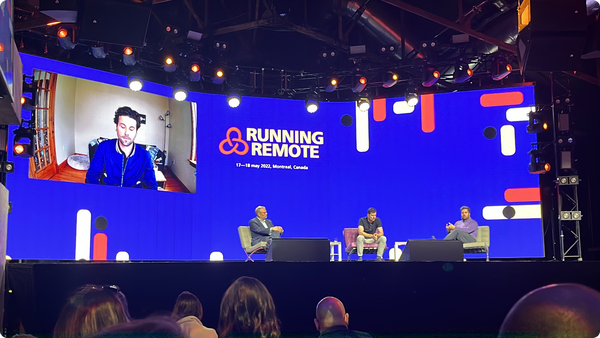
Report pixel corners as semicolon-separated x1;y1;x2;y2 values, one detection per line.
528;149;551;174
21;79;38;111
213;68;226;85
227;93;241;108
122;47;136;66
128;75;144;92
492;58;512;81
357;97;370;112
305;95;319;113
189;63;201;82
352;76;367;93
91;45;107;59
163;56;177;73
13;125;35;158
324;78;338;92
527;110;550;134
20;96;35;111
382;72;399;88
422;68;441;87
405;88;419;107
173;86;188;101
453;64;473;83
57;27;76;50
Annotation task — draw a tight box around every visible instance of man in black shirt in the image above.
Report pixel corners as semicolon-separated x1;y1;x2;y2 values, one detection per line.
357;207;387;261
314;297;373;338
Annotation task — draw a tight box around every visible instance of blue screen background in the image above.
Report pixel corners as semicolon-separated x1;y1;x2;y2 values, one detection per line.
6;54;543;260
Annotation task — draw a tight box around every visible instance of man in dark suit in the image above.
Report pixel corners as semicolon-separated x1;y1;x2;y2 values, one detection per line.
249;206;284;246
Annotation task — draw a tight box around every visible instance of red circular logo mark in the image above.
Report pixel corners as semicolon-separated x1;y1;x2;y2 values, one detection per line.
219;127;249;155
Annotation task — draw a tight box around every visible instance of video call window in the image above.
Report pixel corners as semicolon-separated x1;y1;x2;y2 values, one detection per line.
26;69;197;193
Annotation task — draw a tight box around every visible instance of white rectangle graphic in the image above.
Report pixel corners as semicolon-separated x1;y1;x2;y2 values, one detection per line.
500;125;516;156
356;106;369;152
76;209;92;260
482;204;541;220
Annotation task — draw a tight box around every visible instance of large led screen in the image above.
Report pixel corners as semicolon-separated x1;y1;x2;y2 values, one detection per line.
6;53;543;261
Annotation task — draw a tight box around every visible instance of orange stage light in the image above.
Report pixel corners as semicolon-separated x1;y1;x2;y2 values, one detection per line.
14;144;25;155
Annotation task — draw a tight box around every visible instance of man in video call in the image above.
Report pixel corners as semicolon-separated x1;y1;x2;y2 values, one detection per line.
86;106;158;190
249;206;284;246
444;206;478;243
357;207;387;261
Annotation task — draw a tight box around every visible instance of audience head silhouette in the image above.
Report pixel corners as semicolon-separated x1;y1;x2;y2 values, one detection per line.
314;297;349;333
93;316;183;338
54;285;129;338
218;276;280;338
171;291;203;321
499;283;600;338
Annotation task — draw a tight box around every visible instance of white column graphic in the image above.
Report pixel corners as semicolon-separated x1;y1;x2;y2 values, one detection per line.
75;209;92;260
356;106;369;152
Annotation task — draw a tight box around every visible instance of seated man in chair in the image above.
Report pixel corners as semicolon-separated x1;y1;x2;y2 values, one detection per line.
249;206;284;246
444;206;478;243
357;207;387;261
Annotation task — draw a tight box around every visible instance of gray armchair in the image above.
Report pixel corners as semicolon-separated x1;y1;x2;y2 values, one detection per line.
238;226;268;262
463;226;491;261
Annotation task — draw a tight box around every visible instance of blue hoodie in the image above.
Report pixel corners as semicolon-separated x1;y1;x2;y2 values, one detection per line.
86;139;158;189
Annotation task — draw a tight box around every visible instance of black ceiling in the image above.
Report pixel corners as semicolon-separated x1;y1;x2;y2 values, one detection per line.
12;0;600;101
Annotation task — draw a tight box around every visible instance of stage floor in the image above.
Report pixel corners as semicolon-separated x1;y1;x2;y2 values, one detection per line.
5;260;600;337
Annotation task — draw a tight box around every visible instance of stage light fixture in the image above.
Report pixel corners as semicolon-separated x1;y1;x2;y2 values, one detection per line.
492;58;512;81
12;125;35;158
227;93;241;108
57;28;68;38
305;95;319;113
352;76;367;93
163;56;177;73
173;86;188;101
528;149;551;174
527;110;550;134
405;88;419;107
357;97;370;112
422;68;441;87
57;27;76;50
213;69;226;85
128;75;144;92
558;175;579;186
20;96;35;111
324;78;338;92
91;45;107;59
453;64;473;83
122;47;136;66
20;80;38;111
189;63;201;82
382;72;399;88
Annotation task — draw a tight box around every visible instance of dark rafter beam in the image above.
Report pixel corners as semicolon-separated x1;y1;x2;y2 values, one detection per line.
213;19;274;36
381;0;517;54
288;23;349;50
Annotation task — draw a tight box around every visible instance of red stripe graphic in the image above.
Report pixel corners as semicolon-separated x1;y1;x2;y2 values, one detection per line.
421;94;435;133
93;233;108;261
505;188;540;202
480;92;524;107
373;98;386;122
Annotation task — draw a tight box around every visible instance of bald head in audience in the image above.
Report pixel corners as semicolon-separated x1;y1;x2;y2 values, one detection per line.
314;297;349;333
499;283;600;338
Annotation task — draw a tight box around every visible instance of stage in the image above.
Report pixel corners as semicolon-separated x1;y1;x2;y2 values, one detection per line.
5;259;600;337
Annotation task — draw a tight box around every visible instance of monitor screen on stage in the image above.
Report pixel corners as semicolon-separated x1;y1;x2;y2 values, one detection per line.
7;53;543;261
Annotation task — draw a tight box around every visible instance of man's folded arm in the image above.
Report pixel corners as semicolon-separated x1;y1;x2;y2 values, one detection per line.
249;219;271;235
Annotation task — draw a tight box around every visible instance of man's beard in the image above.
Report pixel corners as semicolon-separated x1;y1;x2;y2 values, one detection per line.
119;137;133;147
